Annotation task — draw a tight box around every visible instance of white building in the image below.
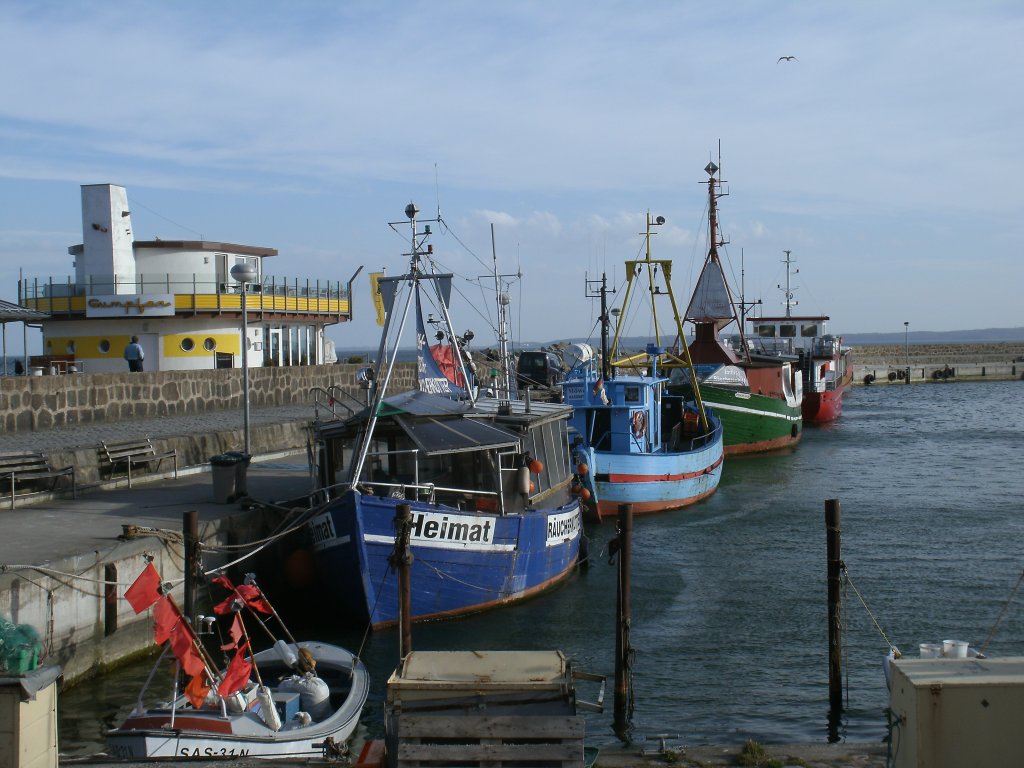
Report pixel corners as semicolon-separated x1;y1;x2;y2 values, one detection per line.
21;184;357;372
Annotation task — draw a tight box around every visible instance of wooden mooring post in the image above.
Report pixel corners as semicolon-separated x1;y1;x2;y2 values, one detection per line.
183;510;199;623
393;503;414;659
825;499;843;713
613;503;633;741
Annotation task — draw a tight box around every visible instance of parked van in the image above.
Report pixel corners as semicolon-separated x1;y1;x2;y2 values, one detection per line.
516;351;564;388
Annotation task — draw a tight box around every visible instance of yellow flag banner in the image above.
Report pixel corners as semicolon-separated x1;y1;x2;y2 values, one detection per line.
369;272;385;326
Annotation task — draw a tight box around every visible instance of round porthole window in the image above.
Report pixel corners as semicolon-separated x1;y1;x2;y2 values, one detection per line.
181;337;195;352
203;337;217;351
98;339;111;353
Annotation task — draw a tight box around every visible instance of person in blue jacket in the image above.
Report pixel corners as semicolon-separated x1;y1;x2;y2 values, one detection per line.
124;336;145;372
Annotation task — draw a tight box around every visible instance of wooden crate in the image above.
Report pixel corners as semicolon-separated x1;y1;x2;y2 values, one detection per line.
396;713;585;768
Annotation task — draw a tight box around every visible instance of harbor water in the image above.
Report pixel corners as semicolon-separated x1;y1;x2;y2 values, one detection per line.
58;379;1024;754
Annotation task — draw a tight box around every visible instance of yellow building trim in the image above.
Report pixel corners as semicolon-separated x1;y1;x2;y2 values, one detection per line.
30;293;348;316
43;335;129;360
163;333;240;357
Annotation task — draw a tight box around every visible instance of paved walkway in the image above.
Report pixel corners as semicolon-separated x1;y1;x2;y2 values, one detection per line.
0;402;316;454
0;402;320;569
0;454;315;568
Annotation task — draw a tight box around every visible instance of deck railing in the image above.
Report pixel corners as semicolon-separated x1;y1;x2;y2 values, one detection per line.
19;274;352;318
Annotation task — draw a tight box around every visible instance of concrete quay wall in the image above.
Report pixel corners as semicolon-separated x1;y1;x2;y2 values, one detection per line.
0;363;417;488
0;362;417;434
0;506;289;683
849;341;1024;384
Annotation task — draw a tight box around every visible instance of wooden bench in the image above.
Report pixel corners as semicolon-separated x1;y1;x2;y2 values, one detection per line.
99;437;178;488
0;451;77;510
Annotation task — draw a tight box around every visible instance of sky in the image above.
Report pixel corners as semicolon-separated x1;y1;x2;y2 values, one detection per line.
1;1;1022;355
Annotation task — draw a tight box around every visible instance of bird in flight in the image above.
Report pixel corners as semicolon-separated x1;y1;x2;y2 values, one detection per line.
777;55;797;63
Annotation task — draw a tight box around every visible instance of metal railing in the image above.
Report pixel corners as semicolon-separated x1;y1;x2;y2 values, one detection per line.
19;273;352;318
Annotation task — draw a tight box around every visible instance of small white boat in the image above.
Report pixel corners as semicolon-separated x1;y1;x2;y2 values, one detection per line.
106;641;369;760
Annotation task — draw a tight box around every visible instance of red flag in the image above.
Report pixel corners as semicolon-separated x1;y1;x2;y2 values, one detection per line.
234;583;273;615
170;624;205;677
185;670;211;709
220;614;244;651
217;642;253;697
125;563;162;614
212;577;274;615
153;596;178;644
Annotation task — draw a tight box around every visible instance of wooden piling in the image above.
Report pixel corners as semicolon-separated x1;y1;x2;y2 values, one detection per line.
614;503;633;740
183;510;198;623
395;503;414;659
825;499;843;712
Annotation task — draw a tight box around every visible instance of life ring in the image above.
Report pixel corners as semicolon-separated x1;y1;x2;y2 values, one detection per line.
631;410;647;438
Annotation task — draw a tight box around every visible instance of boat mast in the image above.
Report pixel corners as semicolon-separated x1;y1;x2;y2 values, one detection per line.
350;203;476;486
489;223;516;399
704;162;751;363
779;249;798;318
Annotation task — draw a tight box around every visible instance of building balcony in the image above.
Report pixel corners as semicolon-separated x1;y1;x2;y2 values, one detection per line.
19;273;352;322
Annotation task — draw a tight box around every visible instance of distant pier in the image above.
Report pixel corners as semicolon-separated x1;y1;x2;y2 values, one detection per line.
850;341;1024;385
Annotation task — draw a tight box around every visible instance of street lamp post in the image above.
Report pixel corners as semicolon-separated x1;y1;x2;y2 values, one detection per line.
904;321;910;384
231;263;258;455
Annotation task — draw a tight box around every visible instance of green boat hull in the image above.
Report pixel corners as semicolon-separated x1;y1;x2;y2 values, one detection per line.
693;384;802;455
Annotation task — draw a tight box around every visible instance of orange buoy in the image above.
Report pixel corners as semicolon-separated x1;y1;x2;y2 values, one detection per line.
576;462;588;476
528;459;544;474
529;481;535;493
579;487;591;501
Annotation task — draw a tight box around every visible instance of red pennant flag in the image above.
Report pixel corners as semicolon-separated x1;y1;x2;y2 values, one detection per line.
125;563;162;614
217;642;253;697
185;670;211;709
212;577;274;615
234;583;274;615
220;613;244;651
211;575;234;591
153;596;178;645
169;624;205;677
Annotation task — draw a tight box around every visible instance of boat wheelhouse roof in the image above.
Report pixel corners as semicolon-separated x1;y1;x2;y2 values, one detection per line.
394;414;520;456
316;390;532;455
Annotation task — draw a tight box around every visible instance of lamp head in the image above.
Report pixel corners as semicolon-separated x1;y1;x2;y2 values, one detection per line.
230;263;258;284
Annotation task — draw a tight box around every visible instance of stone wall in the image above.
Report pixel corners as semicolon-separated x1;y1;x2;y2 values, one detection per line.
850;341;1024;366
0;362;417;434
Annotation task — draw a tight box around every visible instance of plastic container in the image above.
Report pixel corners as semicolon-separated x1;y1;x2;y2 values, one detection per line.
224;451;252;496
210;454;240;503
919;643;943;658
943;639;969;658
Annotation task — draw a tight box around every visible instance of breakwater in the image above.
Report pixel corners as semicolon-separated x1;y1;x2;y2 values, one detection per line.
849;341;1024;384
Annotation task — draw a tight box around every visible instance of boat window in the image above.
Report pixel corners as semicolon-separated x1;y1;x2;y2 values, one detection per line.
754;324;776;338
98;339;111;353
204;337;217;351
801;323;818;337
521;420;570;495
779;324;797;338
625;386;642;404
181;337;195;352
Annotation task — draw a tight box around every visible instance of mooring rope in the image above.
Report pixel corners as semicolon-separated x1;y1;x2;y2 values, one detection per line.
979;568;1024;656
843;566;900;655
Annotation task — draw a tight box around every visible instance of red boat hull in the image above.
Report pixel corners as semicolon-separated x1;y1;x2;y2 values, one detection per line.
802;370;853;424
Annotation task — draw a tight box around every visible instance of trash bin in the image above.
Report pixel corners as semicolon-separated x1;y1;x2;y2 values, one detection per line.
225;451;252;497
210;453;240;503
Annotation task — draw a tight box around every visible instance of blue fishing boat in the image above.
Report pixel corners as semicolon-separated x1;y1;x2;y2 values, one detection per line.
562;213;724;521
307;204;582;628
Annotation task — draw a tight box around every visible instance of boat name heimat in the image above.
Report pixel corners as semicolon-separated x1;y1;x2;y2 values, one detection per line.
411;511;492;543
